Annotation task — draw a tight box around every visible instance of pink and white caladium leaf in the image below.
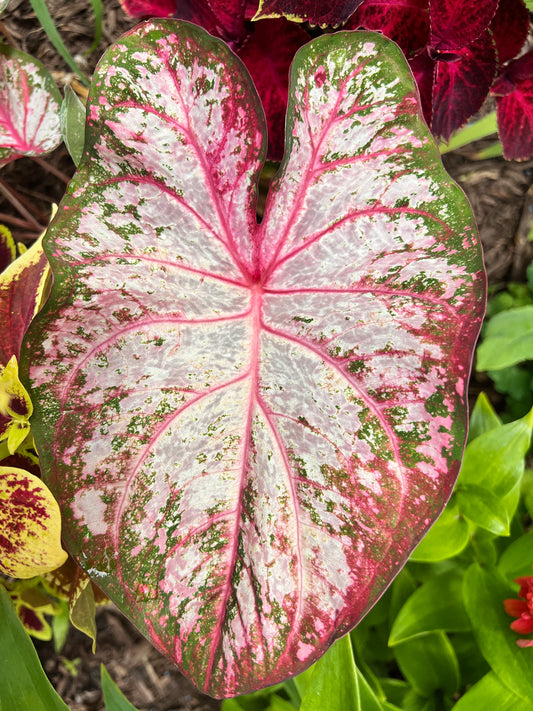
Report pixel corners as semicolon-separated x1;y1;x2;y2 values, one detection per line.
0;45;62;169
22;20;485;697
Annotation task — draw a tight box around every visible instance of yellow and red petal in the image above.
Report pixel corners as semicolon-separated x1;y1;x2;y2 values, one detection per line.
0;465;67;578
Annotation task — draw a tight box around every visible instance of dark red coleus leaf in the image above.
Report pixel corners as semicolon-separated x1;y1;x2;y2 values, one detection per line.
409;50;435;126
345;0;430;58
238;19;309;160
431;31;497;141
429;0;499;52
254;0;366;27
23;21;485;697
118;0;175;17
492;50;533;161
0;237;50;366
490;0;529;66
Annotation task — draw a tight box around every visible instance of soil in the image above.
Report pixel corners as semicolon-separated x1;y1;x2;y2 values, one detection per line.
2;1;532;709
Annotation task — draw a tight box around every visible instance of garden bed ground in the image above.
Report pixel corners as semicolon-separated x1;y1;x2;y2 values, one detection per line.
2;1;533;709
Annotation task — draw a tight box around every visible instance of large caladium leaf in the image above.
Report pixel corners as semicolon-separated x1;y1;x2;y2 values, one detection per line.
23;21;485;697
0;45;62;169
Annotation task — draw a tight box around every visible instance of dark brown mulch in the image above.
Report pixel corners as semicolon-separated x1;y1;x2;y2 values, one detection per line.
3;1;533;709
34;608;220;711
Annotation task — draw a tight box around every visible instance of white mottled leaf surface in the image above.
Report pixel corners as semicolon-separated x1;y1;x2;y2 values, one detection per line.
23;21;485;697
0;46;61;168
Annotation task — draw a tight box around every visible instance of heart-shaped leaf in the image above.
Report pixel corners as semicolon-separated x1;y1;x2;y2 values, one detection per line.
0;45;62;169
23;21;485;697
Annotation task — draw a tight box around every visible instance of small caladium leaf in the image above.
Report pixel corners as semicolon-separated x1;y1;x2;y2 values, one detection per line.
0;45;62;169
492;51;533;161
0;356;33;454
254;0;366;27
238;19;309;160
490;0;529;66
60;86;86;168
345;0;430;58
0;234;50;366
23;21;485;697
0;465;68;578
429;0;499;52
431;32;496;141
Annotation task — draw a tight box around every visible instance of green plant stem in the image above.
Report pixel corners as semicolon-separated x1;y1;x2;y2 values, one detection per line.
29;0;90;86
439;112;498;154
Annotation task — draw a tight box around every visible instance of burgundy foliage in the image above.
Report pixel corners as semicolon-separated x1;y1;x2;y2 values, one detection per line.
348;0;533;154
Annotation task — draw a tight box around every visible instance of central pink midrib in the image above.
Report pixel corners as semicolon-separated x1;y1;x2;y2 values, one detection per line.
203;285;263;688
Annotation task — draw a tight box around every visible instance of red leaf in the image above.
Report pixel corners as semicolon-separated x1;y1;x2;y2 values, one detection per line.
490;0;529;66
238;19;309;160
431;31;496;141
24;22;485;697
254;0;366;27
409;50;436;126
429;0;499;52
0;237;50;366
118;0;176;17
346;0;430;58
493;51;533;160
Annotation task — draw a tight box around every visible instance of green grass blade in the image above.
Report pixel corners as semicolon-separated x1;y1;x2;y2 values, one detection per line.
29;0;90;86
439;112;498;154
88;0;103;54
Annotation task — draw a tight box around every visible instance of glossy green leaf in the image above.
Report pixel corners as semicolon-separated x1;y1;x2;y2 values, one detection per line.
468;392;501;442
60;86;85;167
477;306;533;370
393;632;460;696
456;483;511;535
457;408;533;497
295;635;382;711
463;564;533;701
498;530;533;581
409;504;469;562
454;670;533;711
101;664;140;711
389;570;470;645
0;585;69;711
267;697;298;711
